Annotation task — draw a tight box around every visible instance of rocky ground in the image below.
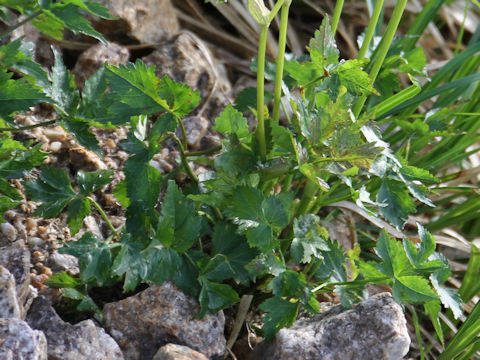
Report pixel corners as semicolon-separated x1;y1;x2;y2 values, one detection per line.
1;0;414;359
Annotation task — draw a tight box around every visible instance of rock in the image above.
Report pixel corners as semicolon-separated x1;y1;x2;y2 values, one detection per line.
10;17;55;67
46;251;79;276
27;236;45;250
91;0;179;43
0;318;48;360
103;282;226;360
0;240;31;311
26;296;124;360
0;222;18;243
253;293;410;360
69;147;107;171
142;32;232;121
72;42;130;88
153;344;209;360
0;266;21;319
82;215;105;240
175;116;210;151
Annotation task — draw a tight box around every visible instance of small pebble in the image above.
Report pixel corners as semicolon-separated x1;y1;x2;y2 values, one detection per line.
31;274;49;289
49;141;62;152
0;222;17;242
43;127;68;142
25;218;37;232
42;267;52;277
37;226;48;236
32;251;46;262
3;210;16;220
28;237;45;248
104;139;116;149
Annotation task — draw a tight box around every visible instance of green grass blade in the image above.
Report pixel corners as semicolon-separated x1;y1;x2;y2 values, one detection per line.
427;195;480;233
439;300;480;360
378;73;480;120
459;244;480;303
404;0;446;51
372;84;421;119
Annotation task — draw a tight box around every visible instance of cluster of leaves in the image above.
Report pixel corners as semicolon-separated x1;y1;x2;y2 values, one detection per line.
0;0;464;343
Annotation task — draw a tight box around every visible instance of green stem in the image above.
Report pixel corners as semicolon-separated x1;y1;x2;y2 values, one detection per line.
0;10;42;39
302;75;326;89
357;0;384;60
296;179;318;216
352;0;408;118
312;276;390;293
171;133;199;183
454;0;469;55
268;0;289;23
0;120;56;132
272;1;291;123
178;117;188;150
184;145;222;157
331;0;345;35
255;24;269;162
89;198;118;237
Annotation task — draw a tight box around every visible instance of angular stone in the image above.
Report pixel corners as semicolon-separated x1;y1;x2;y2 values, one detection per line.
0;318;47;360
153;343;209;360
142;32;232;121
46;251;79;276
91;0;179;43
0;265;22;319
0;265;21;319
103;282;226;360
72;42;129;88
26;296;124;360
253;293;410;360
0;240;31;310
0;222;17;243
68;147;107;171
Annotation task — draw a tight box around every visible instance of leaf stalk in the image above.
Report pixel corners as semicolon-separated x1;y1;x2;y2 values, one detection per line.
353;0;408;117
272;1;291;123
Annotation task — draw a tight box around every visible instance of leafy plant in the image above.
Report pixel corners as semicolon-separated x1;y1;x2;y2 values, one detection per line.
24;167;114;235
0;0;478;355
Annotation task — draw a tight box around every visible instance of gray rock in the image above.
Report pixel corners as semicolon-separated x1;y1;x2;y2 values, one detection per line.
0;265;21;319
72;42;130;88
46;251;79;275
0;318;47;360
153;344;209;360
142;32;233;121
26;296;124;360
103;282;226;360
0;240;31;309
0;222;17;243
253;293;410;360
91;0;179;43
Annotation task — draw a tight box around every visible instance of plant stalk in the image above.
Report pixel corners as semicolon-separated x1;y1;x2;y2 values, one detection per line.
184;145;222;157
0;10;42;39
331;0;345;35
357;0;384;60
255;24;269;162
296;179;318;217
89;198;118;237
353;0;408;118
178;117;188;150
267;0;289;23
171;133;199;183
0;120;56;132
272;1;291;123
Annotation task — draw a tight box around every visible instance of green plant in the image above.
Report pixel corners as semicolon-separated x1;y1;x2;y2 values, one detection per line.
0;0;478;352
